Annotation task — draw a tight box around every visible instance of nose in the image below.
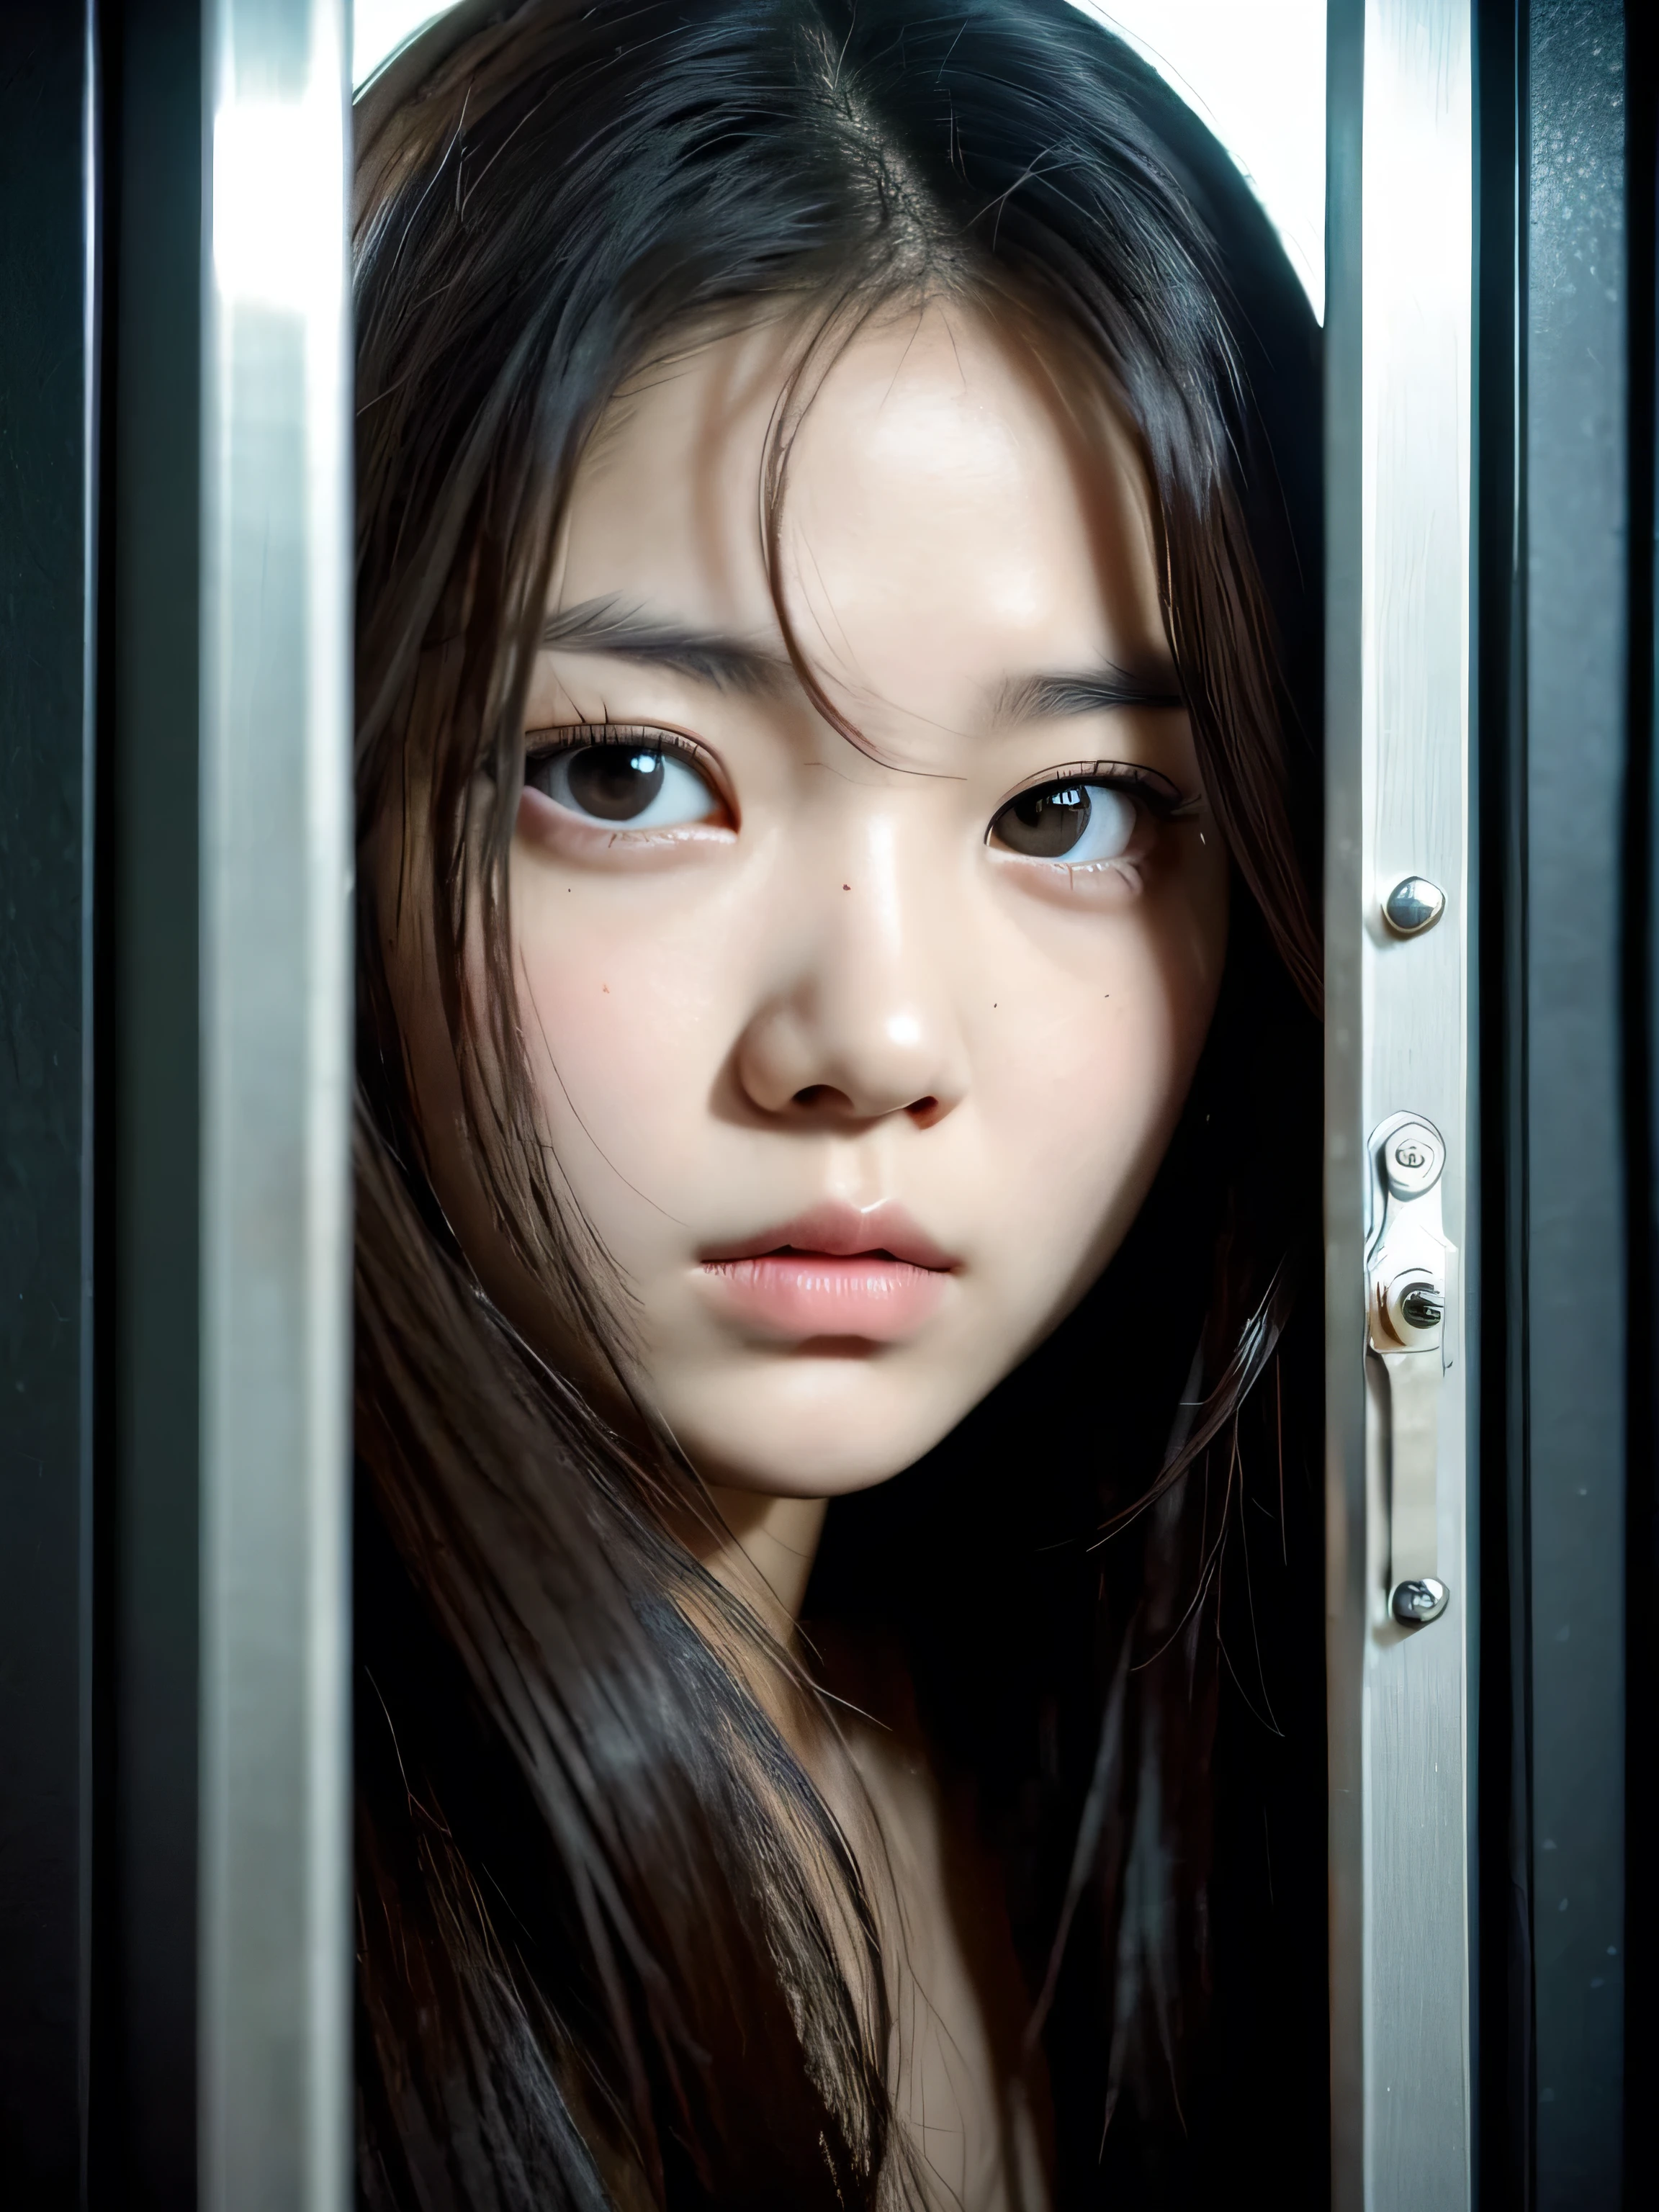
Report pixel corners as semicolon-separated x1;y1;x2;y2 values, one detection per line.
733;814;968;1126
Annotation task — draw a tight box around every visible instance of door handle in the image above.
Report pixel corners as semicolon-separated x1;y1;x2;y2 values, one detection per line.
1366;1115;1452;1626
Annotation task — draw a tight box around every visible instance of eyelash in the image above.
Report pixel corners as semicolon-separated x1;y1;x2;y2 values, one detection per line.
519;728;1196;835
523;721;712;773
992;762;1196;826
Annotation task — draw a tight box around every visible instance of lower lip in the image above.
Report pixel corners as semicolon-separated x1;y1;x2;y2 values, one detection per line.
698;1252;950;1342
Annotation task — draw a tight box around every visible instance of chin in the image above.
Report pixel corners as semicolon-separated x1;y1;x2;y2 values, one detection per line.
665;1352;964;1499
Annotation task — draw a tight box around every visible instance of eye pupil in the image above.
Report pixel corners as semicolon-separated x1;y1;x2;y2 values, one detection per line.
1005;783;1090;857
565;746;664;820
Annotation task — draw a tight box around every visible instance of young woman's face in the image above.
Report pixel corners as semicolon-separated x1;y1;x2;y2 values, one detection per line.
407;302;1228;1494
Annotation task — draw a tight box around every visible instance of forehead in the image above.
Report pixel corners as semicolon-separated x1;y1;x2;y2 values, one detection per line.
553;300;1170;722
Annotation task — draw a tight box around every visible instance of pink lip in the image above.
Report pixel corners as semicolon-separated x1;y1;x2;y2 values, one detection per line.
697;1202;958;1344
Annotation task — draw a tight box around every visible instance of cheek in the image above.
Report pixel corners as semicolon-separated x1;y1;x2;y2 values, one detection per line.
508;866;735;1203
982;950;1183;1172
974;863;1224;1271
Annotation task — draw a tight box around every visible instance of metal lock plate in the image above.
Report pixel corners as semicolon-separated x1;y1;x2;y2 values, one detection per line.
1366;1115;1452;1624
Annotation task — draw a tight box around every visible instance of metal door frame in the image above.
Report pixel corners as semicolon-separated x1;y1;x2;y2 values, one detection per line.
1326;4;1478;2206
1330;3;1652;2206
7;1;358;2202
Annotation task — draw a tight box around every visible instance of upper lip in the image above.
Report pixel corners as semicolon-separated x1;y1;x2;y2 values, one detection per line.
698;1201;958;1272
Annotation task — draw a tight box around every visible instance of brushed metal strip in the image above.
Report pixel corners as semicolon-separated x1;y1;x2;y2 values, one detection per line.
198;4;353;2206
1326;3;1475;2207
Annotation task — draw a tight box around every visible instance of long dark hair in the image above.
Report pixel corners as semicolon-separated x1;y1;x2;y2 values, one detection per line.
351;2;1325;2206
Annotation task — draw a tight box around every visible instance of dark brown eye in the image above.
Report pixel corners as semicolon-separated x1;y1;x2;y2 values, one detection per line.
526;742;719;827
989;781;1136;863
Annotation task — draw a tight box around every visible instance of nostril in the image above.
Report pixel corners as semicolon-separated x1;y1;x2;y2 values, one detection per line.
787;1083;942;1121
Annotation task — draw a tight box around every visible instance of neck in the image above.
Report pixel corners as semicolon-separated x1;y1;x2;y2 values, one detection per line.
694;1486;829;1646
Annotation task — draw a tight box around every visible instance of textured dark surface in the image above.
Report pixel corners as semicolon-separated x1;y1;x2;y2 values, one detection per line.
0;4;96;2196
1522;1;1629;2202
1627;5;1659;2195
1475;9;1531;2200
92;1;204;2201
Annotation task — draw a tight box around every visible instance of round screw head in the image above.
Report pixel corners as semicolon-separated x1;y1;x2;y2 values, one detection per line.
1400;1282;1444;1330
1383;876;1446;937
1391;1576;1449;1626
1380;1116;1446;1198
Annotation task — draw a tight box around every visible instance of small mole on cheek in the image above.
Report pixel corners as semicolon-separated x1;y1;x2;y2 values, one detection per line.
842;883;851;891
602;984;610;994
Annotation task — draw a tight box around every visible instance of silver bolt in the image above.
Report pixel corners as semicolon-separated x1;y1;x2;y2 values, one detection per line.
1391;1576;1449;1626
1383;877;1446;937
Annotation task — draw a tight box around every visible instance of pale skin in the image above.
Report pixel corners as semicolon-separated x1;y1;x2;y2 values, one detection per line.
387;298;1228;2209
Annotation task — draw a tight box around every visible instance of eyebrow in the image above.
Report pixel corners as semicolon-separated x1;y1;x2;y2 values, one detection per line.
543;598;1186;726
994;666;1186;724
541;598;794;695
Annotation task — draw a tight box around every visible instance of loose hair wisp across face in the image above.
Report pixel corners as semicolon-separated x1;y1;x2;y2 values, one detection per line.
351;3;1323;2205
